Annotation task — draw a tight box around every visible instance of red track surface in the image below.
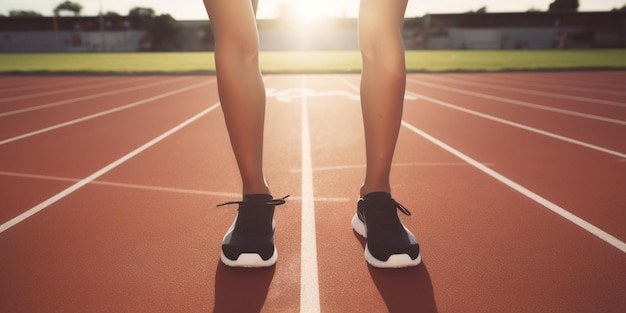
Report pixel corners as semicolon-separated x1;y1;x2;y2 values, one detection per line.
1;72;625;313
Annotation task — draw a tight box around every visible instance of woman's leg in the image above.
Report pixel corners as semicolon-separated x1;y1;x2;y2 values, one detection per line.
358;0;408;197
203;0;269;196
352;0;420;268
203;0;286;268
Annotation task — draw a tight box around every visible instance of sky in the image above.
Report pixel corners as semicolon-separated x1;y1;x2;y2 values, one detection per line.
3;0;625;20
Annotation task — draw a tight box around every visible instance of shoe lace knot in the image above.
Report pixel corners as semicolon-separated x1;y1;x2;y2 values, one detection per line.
216;195;289;207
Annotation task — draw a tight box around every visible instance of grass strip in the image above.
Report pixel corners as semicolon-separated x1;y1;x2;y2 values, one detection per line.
1;49;624;74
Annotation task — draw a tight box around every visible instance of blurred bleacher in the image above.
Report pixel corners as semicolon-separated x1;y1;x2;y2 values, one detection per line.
1;11;624;52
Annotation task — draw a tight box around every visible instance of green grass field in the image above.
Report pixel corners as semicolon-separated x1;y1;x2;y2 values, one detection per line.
1;49;625;74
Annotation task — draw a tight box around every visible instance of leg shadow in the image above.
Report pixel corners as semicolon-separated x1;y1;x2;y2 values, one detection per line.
213;261;275;313
355;232;439;313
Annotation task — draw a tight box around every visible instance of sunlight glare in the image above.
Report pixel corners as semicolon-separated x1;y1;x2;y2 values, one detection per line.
278;0;349;20
294;3;328;19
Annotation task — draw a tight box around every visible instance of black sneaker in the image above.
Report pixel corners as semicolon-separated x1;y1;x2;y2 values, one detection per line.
351;192;421;268
217;194;288;267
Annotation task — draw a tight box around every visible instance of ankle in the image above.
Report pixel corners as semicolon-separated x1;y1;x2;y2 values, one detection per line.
242;180;271;196
359;185;391;198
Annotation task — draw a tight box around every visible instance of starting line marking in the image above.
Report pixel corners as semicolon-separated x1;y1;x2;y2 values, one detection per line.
266;87;418;103
0;171;350;202
289;162;495;173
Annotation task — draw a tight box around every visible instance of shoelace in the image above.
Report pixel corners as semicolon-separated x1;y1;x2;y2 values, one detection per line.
392;198;412;216
216;195;289;207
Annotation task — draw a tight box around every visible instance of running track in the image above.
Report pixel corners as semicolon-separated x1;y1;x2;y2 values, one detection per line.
0;72;625;313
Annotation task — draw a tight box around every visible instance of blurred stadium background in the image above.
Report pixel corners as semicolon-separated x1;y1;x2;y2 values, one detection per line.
1;8;625;53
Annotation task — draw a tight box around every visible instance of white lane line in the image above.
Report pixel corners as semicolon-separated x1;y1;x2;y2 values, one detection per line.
407;91;626;159
288;162;495;173
300;75;321;313
0;77;139;103
0;77;189;117
493;73;626;90
0;170;240;198
401;120;626;254
291;196;349;202
0;77;112;93
0;102;221;234
0;171;350;202
442;74;626;96
0;80;214;146
424;75;626;104
407;78;626;124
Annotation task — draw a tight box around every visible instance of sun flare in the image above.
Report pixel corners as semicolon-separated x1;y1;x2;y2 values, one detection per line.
277;0;348;20
293;4;328;19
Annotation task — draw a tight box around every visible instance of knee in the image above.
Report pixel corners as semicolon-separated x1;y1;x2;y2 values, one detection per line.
218;36;259;62
360;36;405;74
360;22;404;64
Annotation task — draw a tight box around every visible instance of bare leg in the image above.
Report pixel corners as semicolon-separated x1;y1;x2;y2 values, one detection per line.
358;0;408;197
202;0;269;195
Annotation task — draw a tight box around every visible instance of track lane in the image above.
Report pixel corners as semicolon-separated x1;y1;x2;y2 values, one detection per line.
0;80;227;312
406;78;626;155
0;76;188;118
0;74;308;313
0;175;74;223
445;72;626;99
0;76;115;93
0;78;216;225
1;73;624;313
0;76;107;93
392;124;626;313
306;74;438;313
0;77;201;140
306;74;626;313
418;74;626;114
0;76;141;109
485;71;626;91
401;84;626;240
0;184;220;313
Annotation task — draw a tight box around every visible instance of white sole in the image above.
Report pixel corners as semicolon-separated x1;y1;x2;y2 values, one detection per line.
351;214;422;268
220;250;277;268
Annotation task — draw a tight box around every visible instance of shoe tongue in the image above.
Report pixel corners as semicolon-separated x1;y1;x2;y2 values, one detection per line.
243;194;273;203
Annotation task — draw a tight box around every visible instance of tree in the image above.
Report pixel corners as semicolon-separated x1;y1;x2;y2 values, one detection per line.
465;6;487;14
54;1;83;16
548;0;579;12
128;7;156;28
9;10;43;17
145;14;180;51
129;7;155;18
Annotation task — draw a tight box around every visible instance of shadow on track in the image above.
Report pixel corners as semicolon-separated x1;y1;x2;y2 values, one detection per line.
213;261;275;313
355;233;439;313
